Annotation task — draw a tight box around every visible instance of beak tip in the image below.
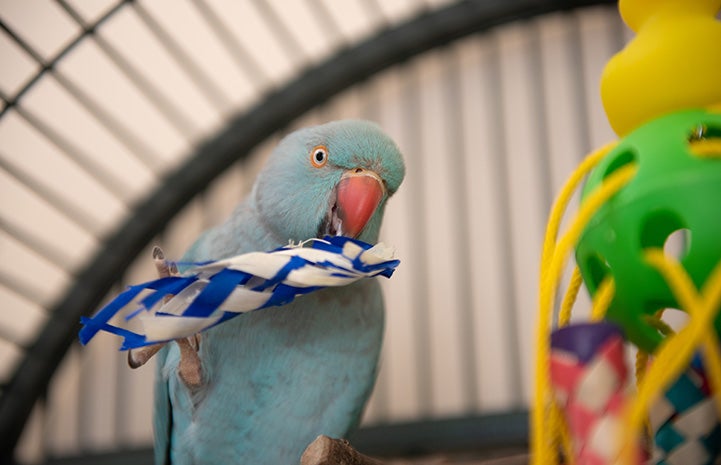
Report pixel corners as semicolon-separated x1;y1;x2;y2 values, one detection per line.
336;172;385;238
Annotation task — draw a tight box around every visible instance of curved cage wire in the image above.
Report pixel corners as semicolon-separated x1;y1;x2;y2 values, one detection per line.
0;0;625;462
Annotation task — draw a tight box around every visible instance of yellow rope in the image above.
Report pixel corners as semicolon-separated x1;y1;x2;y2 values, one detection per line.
689;139;721;157
552;402;576;465
558;266;583;327
533;142;617;465
634;349;651;438
617;251;721;464
646;249;721;416
539;142;618;276
634;349;648;389
590;277;615;322
535;164;636;465
532;141;633;465
643;251;721;415
642;312;675;337
540;166;634;463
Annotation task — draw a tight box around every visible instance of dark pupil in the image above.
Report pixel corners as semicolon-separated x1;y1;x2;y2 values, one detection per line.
315;151;324;162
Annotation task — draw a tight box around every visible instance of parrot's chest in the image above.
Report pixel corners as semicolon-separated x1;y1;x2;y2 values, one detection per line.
167;281;384;464
209;281;383;362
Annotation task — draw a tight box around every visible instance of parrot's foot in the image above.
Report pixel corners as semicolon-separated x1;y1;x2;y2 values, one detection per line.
128;338;205;389
127;246;205;390
176;333;203;388
301;436;385;465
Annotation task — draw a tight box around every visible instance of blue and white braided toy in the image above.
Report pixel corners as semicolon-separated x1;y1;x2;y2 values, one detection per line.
79;236;399;350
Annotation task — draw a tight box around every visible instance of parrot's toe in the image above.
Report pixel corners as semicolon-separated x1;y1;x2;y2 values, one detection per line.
128;343;165;369
177;334;203;389
125;245;204;387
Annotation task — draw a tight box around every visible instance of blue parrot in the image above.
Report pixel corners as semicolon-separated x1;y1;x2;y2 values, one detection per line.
150;120;405;464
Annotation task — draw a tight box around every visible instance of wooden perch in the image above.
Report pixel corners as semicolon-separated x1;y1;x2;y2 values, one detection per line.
301;435;386;465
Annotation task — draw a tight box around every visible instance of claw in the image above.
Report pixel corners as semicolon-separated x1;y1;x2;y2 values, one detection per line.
128;245;205;391
153;245;174;278
152;245;164;260
188;333;201;352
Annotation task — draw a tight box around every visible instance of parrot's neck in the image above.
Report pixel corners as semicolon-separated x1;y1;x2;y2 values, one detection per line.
212;198;288;257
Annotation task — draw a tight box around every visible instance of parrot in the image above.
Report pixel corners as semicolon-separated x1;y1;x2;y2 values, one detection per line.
147;120;405;465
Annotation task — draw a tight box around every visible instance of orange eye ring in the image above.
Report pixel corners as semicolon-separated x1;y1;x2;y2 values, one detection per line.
310;145;329;168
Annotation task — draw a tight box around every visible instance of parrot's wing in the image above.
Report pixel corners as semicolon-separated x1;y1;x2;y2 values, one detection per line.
153;345;172;465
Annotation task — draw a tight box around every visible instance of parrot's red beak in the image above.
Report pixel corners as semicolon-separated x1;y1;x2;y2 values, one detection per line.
326;169;385;238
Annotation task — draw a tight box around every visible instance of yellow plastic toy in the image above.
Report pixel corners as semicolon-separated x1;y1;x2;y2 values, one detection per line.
532;1;721;464
601;0;721;136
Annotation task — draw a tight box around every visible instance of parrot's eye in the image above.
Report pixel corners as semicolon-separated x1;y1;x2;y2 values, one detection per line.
310;145;329;168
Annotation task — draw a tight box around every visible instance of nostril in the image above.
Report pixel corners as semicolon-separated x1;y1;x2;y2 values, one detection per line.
355;168;363;173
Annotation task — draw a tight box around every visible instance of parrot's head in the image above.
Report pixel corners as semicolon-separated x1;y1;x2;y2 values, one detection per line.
254;120;405;244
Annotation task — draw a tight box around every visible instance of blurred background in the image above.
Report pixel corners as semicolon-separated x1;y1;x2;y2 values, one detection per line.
0;0;627;463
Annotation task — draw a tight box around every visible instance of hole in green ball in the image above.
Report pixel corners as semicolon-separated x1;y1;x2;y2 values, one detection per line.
687;123;721;142
660;308;689;333
585;253;610;292
639;210;690;261
641;308;688;340
663;228;691;261
688;123;721;158
602;148;637;181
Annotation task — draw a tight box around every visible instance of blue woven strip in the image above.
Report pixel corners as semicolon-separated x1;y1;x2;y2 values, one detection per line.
262;283;321;308
370;260;400;277
253;255;309;291
183;268;249;317
79;316;147;349
653;368;721;464
701;424;721;462
79;236;400;349
310;238;347;254
139;276;198;310
349;253;399;274
78;285;147;345
118;332;153;350
307;237;399;276
665;372;705;413
124;305;150;322
655;421;686;454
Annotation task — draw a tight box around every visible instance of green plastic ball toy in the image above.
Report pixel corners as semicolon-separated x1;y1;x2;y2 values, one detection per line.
575;109;721;353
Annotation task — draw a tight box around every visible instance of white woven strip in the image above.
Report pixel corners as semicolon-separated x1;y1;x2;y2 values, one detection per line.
79;237;399;349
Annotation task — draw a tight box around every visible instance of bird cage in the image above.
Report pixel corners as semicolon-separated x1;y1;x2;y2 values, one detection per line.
0;0;622;463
